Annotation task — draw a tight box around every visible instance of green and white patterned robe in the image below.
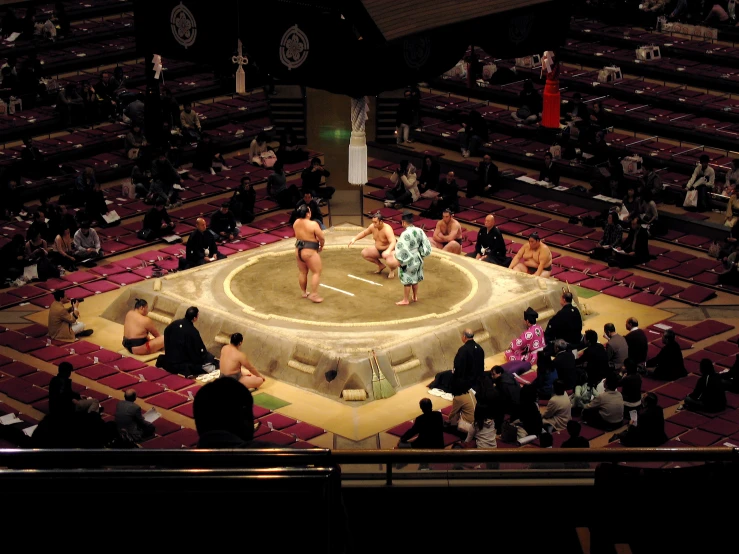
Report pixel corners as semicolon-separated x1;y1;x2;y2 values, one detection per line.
395;225;432;285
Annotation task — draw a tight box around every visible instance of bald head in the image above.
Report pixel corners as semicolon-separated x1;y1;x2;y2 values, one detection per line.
124;389;137;402
484;215;495;230
196;218;206;232
462;328;474;343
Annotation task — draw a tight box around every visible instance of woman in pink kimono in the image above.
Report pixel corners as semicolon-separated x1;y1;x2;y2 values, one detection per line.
505;307;546;365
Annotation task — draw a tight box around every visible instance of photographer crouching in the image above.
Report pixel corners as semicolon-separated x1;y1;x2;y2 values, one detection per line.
48;290;93;342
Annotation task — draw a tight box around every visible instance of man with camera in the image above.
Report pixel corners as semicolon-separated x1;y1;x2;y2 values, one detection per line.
48;289;93;342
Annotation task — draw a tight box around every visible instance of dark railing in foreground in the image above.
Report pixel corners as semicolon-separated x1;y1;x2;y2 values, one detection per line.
1;447;737;485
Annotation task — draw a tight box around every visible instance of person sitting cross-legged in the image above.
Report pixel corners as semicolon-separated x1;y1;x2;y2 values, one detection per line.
610;392;667;447
398;398;444;449
209;201;238;242
542;379;571;433
581;373;624;431
679;359;726;414
467;214;508;266
219;333;265;390
430;209;463;254
115;389;155;443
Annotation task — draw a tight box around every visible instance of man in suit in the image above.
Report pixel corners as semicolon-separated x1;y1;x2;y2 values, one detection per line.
491;364;521;431
115;389;155;442
289;189;324;229
467;214;508;266
398;398;444;449
49;361;100;415
162;306;218;376
539;152;560;186
625;316;648;366
544;290;583;347
552;339;578;390
429;171;459;216
467;154;499;198
604;322;629;370
612;216;649;268
577;330;610;388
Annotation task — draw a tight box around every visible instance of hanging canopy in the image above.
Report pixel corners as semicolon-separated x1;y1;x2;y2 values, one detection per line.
135;0;571;97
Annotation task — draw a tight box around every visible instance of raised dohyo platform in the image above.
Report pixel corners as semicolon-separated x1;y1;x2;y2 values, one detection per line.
101;225;572;403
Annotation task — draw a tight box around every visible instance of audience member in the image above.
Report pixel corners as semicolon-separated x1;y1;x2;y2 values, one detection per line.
124;123;147;160
180;102;201;141
398;398;444;449
194;378;267;448
192;133;228;173
123;94;145;128
122;298;164;355
645;329;686;380
209;201;238;241
230;176;256;224
249;132;271;166
552;339;578;390
141;199;176;240
539;152;560;186
681;359;726;413
604;322;628;370
463;402;498;458
219;333;265;389
686;153;715;212
613;392;667;447
532;354;558;400
491;365;520;430
268;160;300;208
115;389;155;443
542;379;572;432
290;190;324;229
459;109;488;158
150;151;182;207
619;358;643;417
49;361;100;415
52;225;77;270
582;373;624;431
468;154;498;197
162;306;217;377
577;330;609;389
468;214;508;266
417;155;440;193
386;160;419;207
395;89;415;145
591;212;623;260
512;385;543;440
96;71;120;120
48;289;92;340
515;80;542;124
0;234;26;283
73;221;102;260
611;216;649;268
624;317;649;367
428;171;459;216
561;420;589;448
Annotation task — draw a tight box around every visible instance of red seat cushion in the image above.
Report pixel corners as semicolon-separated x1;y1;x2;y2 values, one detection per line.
2;361;37;377
54;355;95;370
668;410;711;429
260;430;297;446
628;292;666;306
107;273;146;286
61;286;95;300
283;421;325;441
63;341;100;356
132;366;170;381
173;402;194;418
678;428;721;446
16;324;49;338
675;285;716;305
7;285;47;300
556;271;587;284
12;337;48;353
36;278;75;291
579;278;613;291
62;271;97;285
259;413;298;430
497;222;530;235
81;280;121;294
699;418;739;437
156;374;194;391
98;373;140;390
147;392;189;409
705;341;739;357
569;239;599;253
90;349;122;364
130;381;166;398
140;436;181;449
544;234;575;246
622;275;660;289
110;357;148;372
7;384;49;404
386;420;414;437
663;251;697;263
167;428;200;447
253;405;270;418
676;320;735;342
153;418;182;436
656;382;693;400
21;371;53;387
645;258;680;272
76;364;119;380
602;285;638;299
32;345;69;362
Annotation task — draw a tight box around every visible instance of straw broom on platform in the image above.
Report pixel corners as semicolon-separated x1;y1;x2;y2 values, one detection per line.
370;349;395;399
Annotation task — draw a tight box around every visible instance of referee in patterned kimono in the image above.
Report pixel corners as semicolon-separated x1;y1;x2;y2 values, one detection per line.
387;211;432;306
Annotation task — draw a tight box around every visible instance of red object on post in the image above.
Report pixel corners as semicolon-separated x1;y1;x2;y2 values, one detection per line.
541;52;561;129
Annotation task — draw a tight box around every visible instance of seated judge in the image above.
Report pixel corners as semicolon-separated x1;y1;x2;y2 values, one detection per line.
398;398;444;449
645;329;687;381
209;201;238;242
186;218;225;267
467;214;508;266
162;306;218;377
289;189;324;229
115;389;155;443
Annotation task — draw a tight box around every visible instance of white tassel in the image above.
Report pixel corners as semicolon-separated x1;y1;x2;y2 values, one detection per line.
349;97;369;185
232;39;248;95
